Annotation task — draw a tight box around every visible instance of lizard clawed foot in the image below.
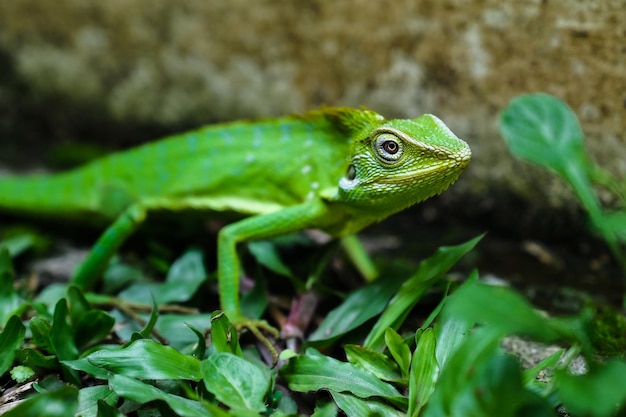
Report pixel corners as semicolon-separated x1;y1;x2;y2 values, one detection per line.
235;319;280;365
212;312;281;365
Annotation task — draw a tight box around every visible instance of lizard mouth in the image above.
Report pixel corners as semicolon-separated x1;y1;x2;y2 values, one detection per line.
376;160;467;185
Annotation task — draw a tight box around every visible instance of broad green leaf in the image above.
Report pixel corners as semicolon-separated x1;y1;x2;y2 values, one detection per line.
201;352;271;413
109;374;226;417
364;234;483;350
76;385;119;417
500;93;585;173
150;313;213;351
102;260;143;294
17;348;58;369
433;270;479;369
311;400;338;417
308;274;405;344
408;328;438;417
442;281;581;343
281;349;406;408
74;310;115;349
82;339;202;380
3;386;78;417
344;344;403;383
11;365;35;383
0;315;26;376
119;248;206;304
0;248;26;326
210;311;243;357
240;269;268;320
384;328;411;379
28;316;53;352
96;400;124;417
500;93;624;267
66;286;91;324
331;391;403;416
557;360;626;417
423;328;553;417
424;326;501;416
50;299;78;361
63;352;115;380
248;240;293;278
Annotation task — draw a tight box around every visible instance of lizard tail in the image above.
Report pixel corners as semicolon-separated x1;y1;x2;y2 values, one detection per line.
0;173;93;218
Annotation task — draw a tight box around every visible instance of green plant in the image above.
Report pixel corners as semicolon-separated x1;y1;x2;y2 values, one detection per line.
499;93;626;273
3;230;626;416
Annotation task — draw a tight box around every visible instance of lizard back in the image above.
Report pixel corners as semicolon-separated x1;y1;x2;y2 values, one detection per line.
0;114;352;219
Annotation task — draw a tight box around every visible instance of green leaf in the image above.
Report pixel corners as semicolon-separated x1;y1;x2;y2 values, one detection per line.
0;248;26;327
423;328;553;417
408;328;438;417
17;348;58;369
50;299;78;361
63;353;113;380
66;286;92;324
149;312;214;351
499;93;625;268
210;311;242;357
281;349;406;408
74;310;115;349
364;234;483;350
29;316;53;353
557;360;626;417
81;339;202;380
311;400;338;417
522;348;563;387
433;271;478;369
500;93;586;174
3;386;78;417
344;344;403;383
102;260;143;293
119;248;206;304
384;328;411;379
201;352;271;413
0;315;26;376
248;240;294;278
136;296;159;340
598;211;626;241
109;374;226;417
331;391;403;416
186;323;207;359
308;274;405;344
76;385;119;417
11;365;35;383
442;281;580;343
96;400;124;417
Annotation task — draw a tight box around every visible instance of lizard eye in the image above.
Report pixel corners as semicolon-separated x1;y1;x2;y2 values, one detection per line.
374;133;403;163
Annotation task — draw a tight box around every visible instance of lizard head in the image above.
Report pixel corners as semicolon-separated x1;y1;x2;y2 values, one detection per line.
337;113;471;215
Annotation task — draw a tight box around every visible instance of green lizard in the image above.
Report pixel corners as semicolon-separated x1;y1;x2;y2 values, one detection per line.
0;107;471;329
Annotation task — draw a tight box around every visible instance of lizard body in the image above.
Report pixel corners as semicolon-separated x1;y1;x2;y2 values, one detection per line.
0;107;471;324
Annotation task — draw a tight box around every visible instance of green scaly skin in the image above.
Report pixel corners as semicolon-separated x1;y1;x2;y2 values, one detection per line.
0;107;471;327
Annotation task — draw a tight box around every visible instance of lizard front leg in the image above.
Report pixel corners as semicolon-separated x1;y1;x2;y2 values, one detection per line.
217;199;330;326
